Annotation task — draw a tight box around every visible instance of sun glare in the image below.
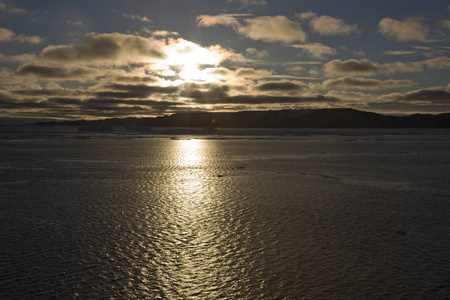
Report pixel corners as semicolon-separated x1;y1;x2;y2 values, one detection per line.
179;63;202;81
177;139;204;167
163;39;223;82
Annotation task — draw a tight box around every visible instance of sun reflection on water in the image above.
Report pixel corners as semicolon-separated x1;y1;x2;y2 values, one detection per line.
154;139;234;298
176;139;205;168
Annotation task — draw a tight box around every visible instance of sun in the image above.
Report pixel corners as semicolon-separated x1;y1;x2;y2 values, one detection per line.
163;38;224;83
179;63;202;81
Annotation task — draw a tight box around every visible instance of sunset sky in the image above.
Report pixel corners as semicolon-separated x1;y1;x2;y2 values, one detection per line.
0;0;449;122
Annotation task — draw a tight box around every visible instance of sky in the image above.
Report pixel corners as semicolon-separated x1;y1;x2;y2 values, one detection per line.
0;0;449;122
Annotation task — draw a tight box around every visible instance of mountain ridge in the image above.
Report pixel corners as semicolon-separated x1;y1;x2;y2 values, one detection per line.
33;108;450;128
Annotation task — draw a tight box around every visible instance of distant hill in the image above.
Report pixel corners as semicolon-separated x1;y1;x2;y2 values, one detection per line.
34;108;450;128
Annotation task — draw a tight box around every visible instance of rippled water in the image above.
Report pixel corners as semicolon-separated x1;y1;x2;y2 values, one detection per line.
1;131;450;299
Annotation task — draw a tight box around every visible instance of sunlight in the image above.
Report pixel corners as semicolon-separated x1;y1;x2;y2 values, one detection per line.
179;63;203;81
163;38;223;82
178;63;219;82
151;138;233;299
177;139;205;167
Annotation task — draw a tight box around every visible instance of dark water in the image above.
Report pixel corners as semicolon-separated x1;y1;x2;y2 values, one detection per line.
1;131;450;299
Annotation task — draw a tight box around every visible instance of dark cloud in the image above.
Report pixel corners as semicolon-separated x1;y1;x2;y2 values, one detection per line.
324;59;383;76
16;64;97;78
112;9;152;23
368;101;450;113
12;88;90;97
324;59;423;76
383;88;450;102
227;0;267;7
41;33;166;64
112;76;158;83
105;84;178;95
322;77;416;89
179;82;336;104
192;94;338;104
45;97;85;105
235;68;273;78
0;97;43;109
96;84;178;99
42;96;182;110
0;91;13;100
256;81;304;91
180;85;230;102
83;98;181;108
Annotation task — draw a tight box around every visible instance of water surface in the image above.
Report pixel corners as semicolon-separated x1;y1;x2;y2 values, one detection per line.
1;130;450;299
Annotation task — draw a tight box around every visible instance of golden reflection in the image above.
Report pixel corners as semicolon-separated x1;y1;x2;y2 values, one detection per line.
176;139;205;168
154;138;228;298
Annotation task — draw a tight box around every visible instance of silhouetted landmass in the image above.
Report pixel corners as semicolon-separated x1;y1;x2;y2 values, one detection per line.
33;108;450;128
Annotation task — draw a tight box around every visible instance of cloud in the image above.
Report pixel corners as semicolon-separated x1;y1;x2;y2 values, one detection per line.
227;0;267;7
0;52;37;62
324;59;423;76
326;90;374;102
239;16;307;43
200;67;232;79
163;38;239;67
291;43;336;59
197;15;306;43
0;84;184;120
0;3;26;14
246;48;269;59
41;33;166;64
0;95;182;119
309;15;361;36
353;50;366;57
191;94;338;105
81;98;180;108
111;75;159;84
383;50;416;56
412;46;432;51
378;18;428;42
0;28;15;42
0;28;44;44
175;79;337;105
367;101;450;114
0;95;158;116
178;81;335;105
112;9;152;23
441;20;450;30
12;88;90;98
235;68;274;78
152;30;179;37
322;77;416;90
424;56;450;69
296;11;317;20
16;65;98;80
96;84;178;99
286;66;304;73
325;57;450;75
297;12;360;36
16;65;99;79
378;86;450;102
256;81;305;92
197;14;243;27
180;84;230;102
66;20;84;27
